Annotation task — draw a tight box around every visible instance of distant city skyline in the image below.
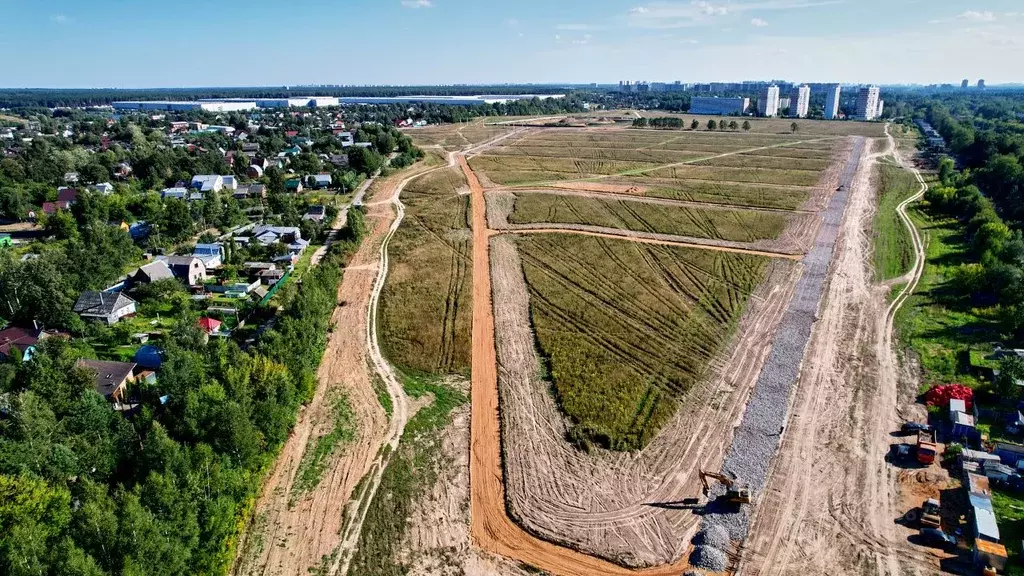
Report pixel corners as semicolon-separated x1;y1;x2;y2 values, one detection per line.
2;0;1022;88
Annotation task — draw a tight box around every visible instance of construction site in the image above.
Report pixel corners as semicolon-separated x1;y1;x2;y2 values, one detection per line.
231;115;947;576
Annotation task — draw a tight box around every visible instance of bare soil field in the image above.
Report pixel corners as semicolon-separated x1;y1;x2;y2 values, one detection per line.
328;123;870;574
489;233;799;566
378;166;473;376
448;129;845;572
738;130;941;575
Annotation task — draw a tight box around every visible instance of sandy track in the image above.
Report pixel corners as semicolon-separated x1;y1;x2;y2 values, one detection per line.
231;156;459;576
231;182;393;576
738;128;938;576
464;147;809;572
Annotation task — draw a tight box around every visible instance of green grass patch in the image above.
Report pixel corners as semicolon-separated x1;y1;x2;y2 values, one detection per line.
380;167;472;376
992;490;1024;574
289;392;356;504
370;367;394;419
508;193;789;243
517;233;774;450
893;207;1005;388
348;374;468;575
872;163;920;281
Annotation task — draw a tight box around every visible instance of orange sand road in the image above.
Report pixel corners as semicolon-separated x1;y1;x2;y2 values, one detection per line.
461;154;696;576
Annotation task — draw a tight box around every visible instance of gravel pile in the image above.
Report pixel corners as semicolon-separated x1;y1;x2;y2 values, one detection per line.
689;545;727;572
700;138;866;540
693;523;730;548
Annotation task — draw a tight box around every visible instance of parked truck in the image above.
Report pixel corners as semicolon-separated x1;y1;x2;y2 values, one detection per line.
917;430;938;465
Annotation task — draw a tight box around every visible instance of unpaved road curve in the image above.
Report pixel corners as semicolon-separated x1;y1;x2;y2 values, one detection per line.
333;153;458;575
335;130;523;575
464;153;697;576
739;126;938;576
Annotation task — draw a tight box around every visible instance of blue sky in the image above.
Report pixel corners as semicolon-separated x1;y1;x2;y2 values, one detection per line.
2;0;1021;87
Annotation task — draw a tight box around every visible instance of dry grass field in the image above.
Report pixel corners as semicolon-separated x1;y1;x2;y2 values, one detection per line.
512;110;888;137
406;120;514;151
505;192;789;243
636;180;812;210
469;129;841;187
378;167;473;376
516;233;770;450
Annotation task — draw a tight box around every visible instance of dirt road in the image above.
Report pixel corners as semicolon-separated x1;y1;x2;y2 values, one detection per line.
334;155;459;575
231;180;393;576
466;152;702;576
738;127;937;576
231;157;455;576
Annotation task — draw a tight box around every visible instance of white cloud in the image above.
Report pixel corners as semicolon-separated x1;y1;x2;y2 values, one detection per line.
557;23;603;31
401;0;432;8
751;17;768;26
958;10;995;22
626;0;840;29
51;14;68;23
504;18;520;27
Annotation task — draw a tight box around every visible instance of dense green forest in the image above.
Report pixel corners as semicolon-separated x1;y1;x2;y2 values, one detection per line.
900;91;1024;390
0;85;575;108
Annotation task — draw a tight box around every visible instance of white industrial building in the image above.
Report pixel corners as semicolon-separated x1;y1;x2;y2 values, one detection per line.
255;97;341;108
789;85;810;118
112;100;258;112
824;84;841;120
757;85;780;117
856;86;881;120
689;97;749;116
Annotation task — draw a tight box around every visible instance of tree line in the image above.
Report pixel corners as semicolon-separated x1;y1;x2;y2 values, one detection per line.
0;208;368;576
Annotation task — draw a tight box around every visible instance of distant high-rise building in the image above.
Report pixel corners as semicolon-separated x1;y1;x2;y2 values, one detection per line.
961;79;970;89
758;85;780;117
978;79;986;89
876;99;884;119
690;97;750;115
856;85;881;120
789;84;811;118
824;84;841;120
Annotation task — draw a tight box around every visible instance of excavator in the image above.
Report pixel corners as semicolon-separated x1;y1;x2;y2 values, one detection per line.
699;470;752;505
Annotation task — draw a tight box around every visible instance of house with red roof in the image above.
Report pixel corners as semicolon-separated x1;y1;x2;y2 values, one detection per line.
197;317;222;335
0;326;47;361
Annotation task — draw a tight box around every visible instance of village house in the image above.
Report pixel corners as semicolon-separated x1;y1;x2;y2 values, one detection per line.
160;255;208;286
192;244;224;269
73;291;137;325
0;326;48;361
302;205;326;222
129;260;174;285
76;359;135;406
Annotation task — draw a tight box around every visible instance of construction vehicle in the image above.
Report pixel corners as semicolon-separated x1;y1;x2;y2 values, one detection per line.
698;470;752;505
903;498;941;528
917;430;938;465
